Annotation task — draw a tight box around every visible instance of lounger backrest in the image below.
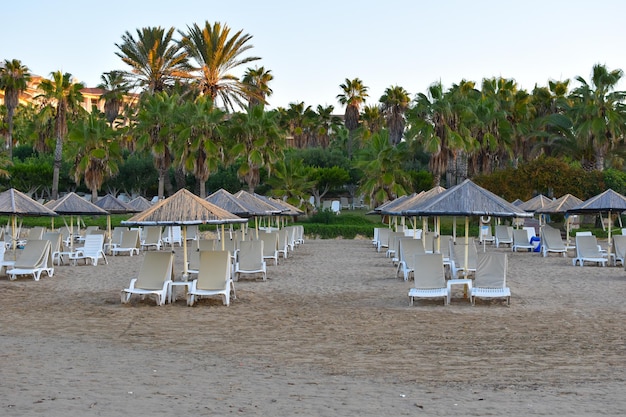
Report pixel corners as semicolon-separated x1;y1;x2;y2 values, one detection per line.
260;232;279;256
186;225;198;240
43;232;62;254
475;253;508;288
513;229;530;245
576;235;601;257
437;235;453;257
613;235;626;259
413;253;445;289
239;240;264;269
28;227;46;240
495;225;512;242
120;230;140;249
401;238;426;263
450;242;478;269
144;226;162;243
196;250;231;291
378;228;391;247
83;234;105;254
14;239;50;269
135;251;174;290
277;228;289;249
541;226;565;250
111;227;127;245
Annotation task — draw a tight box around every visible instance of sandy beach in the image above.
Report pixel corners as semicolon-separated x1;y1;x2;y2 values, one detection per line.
1;236;625;416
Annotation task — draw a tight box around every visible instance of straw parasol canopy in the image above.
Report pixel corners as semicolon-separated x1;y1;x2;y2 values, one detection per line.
404;180;531;219
206;189;256;217
94;194;138;214
127;196;152;212
518;194;553;212
368;194;414;215
404;179;531;271
253;193;304;217
536;194;583;214
45;192;109;216
0;188;58;250
535;194;583;247
233;190;283;238
45;192;109;251
233;190;282;216
123;188;247;278
566;189;626;259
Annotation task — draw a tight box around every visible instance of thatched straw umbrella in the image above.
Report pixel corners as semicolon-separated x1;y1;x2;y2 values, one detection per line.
206;189;257;239
94;194;139;251
535;194;583;247
128;196;152;212
0;188;57;251
567;189;626;261
252;193;303;228
404;179;531;272
45;192;108;251
518;194;553;226
122;188;246;279
233;190;282;239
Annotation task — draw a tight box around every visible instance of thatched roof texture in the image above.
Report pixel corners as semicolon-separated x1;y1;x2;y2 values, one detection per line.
518;194;553;212
206;189;256;217
0;188;57;216
253;193;304;216
535;194;583;214
95;194;138;214
128;196;152;211
403;179;532;218
233;190;282;215
45;192;108;215
567;189;626;214
123;188;246;225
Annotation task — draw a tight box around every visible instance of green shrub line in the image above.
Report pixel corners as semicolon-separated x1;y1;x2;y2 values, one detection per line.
2;211;621;240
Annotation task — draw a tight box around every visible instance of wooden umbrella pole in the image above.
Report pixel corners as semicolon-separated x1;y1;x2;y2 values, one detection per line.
182;226;189;280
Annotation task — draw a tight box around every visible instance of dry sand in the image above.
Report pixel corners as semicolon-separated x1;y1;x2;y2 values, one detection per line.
0;236;625;416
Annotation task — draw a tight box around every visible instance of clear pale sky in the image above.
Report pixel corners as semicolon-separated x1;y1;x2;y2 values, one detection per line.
3;0;625;110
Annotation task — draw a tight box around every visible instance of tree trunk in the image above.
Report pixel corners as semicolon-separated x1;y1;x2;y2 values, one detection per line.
158;169;166;200
6;106;14;159
91;188;98;203
51;134;63;200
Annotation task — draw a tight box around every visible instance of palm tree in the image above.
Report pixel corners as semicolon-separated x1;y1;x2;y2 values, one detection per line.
173;96;225;197
134;92;178;200
68;112;122;202
242;66;273;108
0;59;31;158
96;70;131;126
337;78;368;159
311;105;341;149
408;81;465;187
361;105;385;136
569;64;626;171
355;129;412;206
37;71;85;200
115;26;189;93
379;85;410;146
277;102;315;148
266;158;316;209
179;21;260;111
226;105;284;192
